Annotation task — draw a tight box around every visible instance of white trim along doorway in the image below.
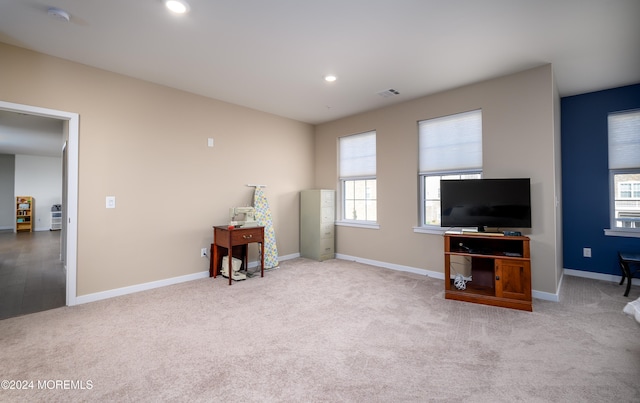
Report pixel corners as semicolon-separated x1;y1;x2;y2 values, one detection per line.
0;100;79;306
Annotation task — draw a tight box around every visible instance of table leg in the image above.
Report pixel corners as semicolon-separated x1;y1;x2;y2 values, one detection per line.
209;243;216;278
227;232;232;285
242;244;248;274
622;261;632;297
260;241;265;277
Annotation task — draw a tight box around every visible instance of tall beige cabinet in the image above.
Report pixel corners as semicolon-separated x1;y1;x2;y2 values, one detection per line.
300;189;335;261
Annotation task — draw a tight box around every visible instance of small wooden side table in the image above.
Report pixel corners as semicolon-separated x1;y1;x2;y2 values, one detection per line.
210;225;264;285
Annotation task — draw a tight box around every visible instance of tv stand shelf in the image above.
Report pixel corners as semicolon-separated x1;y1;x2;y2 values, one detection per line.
444;233;532;311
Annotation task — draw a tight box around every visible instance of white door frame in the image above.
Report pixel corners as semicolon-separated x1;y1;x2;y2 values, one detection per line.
0;101;79;306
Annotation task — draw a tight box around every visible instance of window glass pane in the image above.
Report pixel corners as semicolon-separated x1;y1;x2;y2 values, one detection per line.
354;200;366;221
613;173;640;228
344;180;355;199
342;179;377;221
354;180;366;199
424;200;440;226
345;200;356;220
366;200;377;221
366;180;377;200
620;183;632;198
425;176;440;199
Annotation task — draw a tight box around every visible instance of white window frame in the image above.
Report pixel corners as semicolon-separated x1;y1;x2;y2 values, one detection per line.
415;110;482;233
606;109;640;238
342;178;377;222
608;169;640;234
337;131;378;229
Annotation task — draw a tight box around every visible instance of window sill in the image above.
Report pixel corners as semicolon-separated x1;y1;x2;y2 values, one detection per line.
335;221;380;230
413;226;446;235
604;229;640;238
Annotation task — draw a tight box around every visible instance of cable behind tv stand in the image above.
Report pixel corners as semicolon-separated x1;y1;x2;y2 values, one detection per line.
444;233;532;311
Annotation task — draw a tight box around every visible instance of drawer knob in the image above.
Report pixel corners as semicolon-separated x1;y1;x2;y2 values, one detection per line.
243;234;253;239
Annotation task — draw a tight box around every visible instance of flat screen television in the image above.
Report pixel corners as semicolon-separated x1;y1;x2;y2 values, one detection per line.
440;178;531;232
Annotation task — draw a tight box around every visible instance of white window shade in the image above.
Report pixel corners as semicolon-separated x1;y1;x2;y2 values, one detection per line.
339;131;376;178
419;109;482;173
609;110;640;169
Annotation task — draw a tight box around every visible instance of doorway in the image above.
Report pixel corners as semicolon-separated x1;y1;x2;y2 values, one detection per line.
0;101;79;309
0;230;66;319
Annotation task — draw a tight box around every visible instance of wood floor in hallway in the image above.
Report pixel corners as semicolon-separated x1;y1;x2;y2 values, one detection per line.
0;230;65;320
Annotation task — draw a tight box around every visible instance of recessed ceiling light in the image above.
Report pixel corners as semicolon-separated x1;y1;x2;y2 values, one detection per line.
165;0;190;14
324;75;337;82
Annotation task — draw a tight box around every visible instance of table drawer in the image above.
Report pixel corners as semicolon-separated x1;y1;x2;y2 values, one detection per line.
231;227;263;245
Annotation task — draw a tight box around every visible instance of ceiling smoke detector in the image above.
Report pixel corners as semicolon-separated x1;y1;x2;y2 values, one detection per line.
377;89;400;98
47;7;70;22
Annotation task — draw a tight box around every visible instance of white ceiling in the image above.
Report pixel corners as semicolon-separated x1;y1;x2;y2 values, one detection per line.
0;110;64;157
0;0;639;156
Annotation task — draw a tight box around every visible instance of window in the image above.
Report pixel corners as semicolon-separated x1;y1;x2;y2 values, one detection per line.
418;110;482;227
339;131;376;223
609;109;640;231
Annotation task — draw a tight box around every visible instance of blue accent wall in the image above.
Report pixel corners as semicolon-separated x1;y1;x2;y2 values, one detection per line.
561;83;640;275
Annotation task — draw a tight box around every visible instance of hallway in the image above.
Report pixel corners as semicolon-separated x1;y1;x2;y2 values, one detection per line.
0;230;65;320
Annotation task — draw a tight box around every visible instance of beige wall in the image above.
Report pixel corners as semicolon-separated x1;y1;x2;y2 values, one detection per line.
315;64;561;295
0;43;315;296
0;42;562;297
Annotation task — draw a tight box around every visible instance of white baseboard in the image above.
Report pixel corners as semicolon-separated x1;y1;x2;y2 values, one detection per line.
75;253;302;305
335;253;560;302
336;253;443;279
564;268;640;285
0;226;51;231
532;288;559;302
75;271;210;305
0;227;50;232
75;253;605;307
279;253;300;261
245;252;300;268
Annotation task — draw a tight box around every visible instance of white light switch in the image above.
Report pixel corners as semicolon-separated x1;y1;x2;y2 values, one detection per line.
207;138;214;147
106;196;116;209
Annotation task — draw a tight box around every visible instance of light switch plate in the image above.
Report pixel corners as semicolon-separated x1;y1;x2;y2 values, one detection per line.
106;196;116;209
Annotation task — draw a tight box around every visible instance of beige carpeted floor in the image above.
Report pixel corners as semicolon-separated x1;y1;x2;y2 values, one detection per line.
1;258;639;402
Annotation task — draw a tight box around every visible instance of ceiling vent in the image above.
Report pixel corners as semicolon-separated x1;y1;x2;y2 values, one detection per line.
377;89;400;98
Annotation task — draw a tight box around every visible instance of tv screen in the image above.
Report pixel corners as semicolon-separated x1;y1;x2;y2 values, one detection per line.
440;178;531;231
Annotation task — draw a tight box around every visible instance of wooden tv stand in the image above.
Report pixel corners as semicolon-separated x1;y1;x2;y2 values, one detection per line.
444;233;532;311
